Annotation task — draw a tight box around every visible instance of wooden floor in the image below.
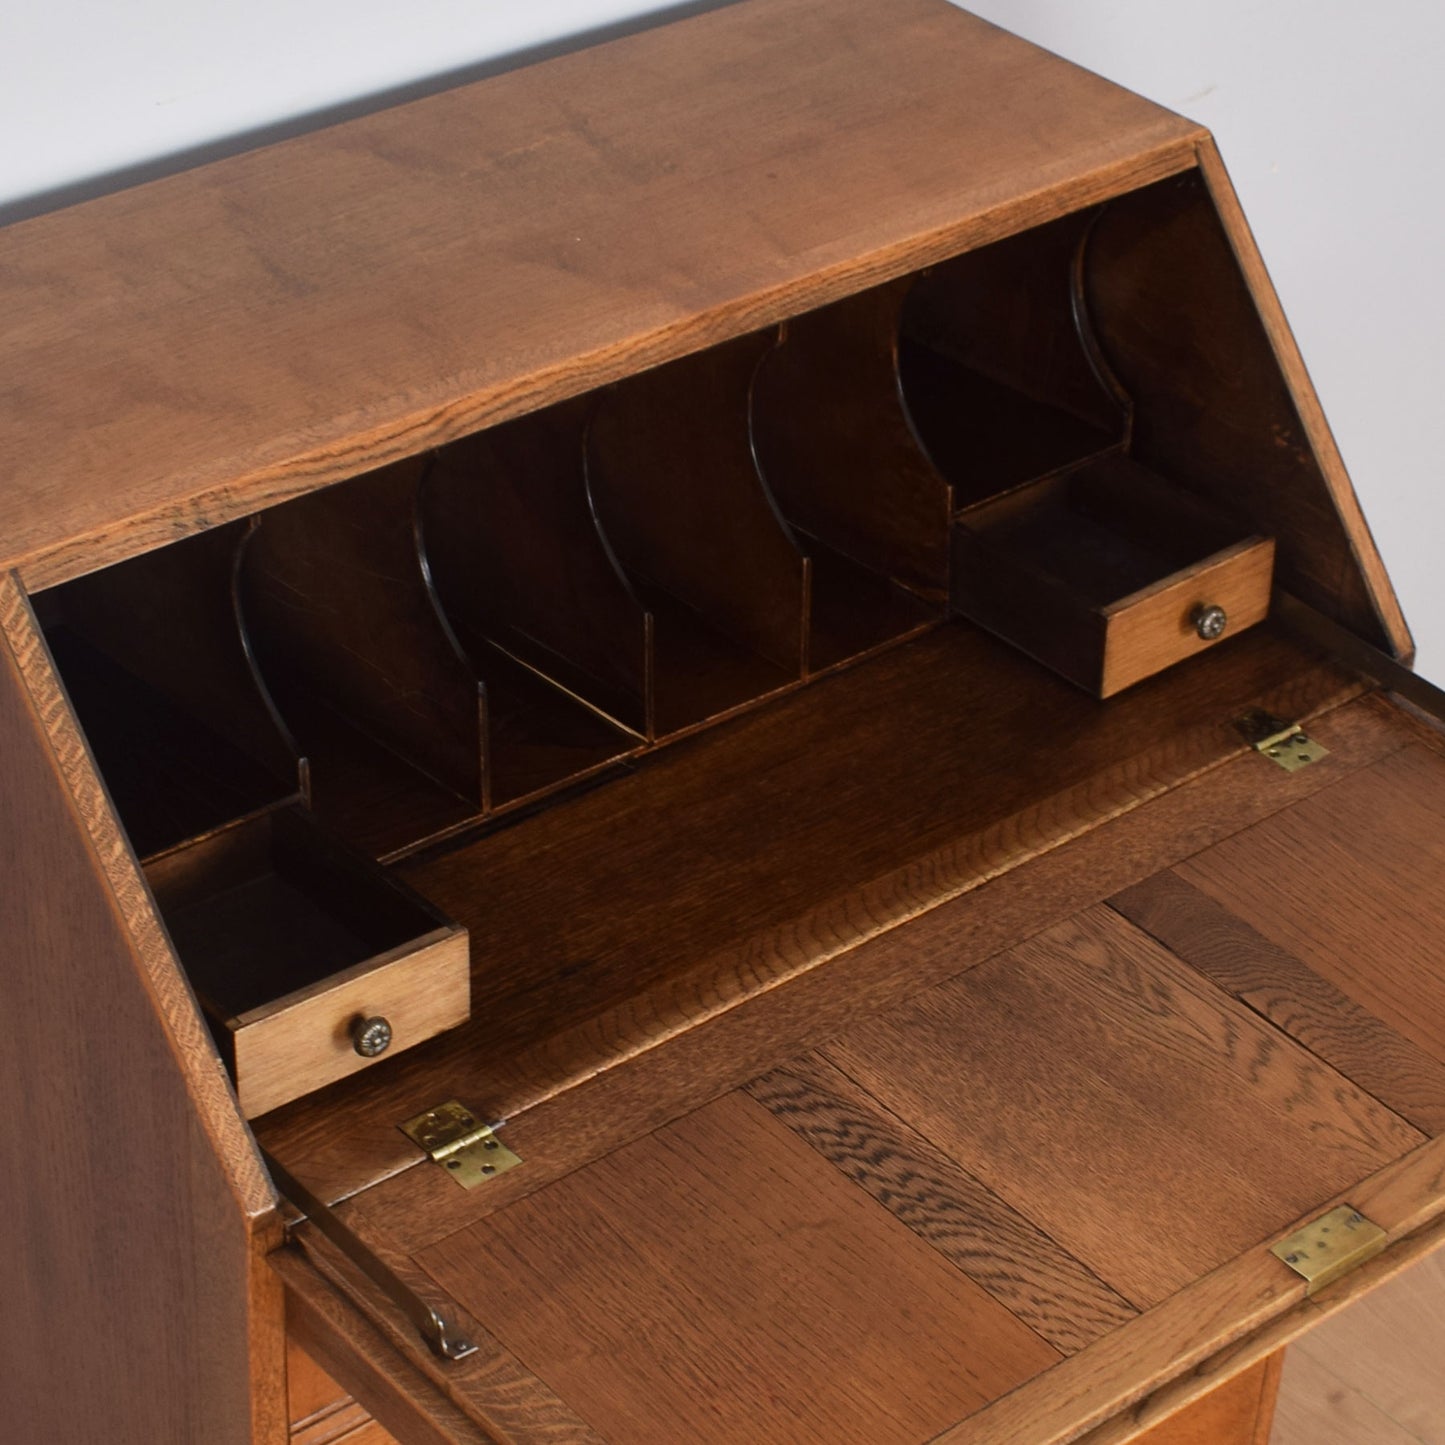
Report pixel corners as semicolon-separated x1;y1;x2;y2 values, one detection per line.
1272;1243;1445;1444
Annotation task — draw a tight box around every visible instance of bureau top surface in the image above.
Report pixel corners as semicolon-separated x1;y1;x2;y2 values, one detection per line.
0;0;1200;588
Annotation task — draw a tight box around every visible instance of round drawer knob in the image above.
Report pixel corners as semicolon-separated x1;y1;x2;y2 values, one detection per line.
1192;604;1229;642
351;1016;393;1058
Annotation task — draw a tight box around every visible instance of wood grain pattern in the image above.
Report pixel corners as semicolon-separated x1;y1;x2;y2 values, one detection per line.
295;1409;396;1445
295;1216;606;1445
277;1250;499;1445
419;1090;1059;1445
261;672;1385;1245
255;626;1359;1210
1100;536;1274;696
289;1337;399;1445
0;573;284;1443
0;0;1204;593
1178;742;1445;1067
934;1132;1445;1445
234;927;469;1119
746;1055;1137;1354
823;905;1421;1308
1127;1353;1282;1445
1111;870;1445;1134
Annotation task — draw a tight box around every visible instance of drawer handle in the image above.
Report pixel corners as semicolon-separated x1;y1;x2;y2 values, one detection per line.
1192;603;1228;641
351;1015;394;1057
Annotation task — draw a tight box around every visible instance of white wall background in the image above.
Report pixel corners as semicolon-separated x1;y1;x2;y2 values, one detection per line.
3;0;1440;677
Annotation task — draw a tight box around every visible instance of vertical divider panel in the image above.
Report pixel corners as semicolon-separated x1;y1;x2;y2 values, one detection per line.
240;457;489;856
33;521;305;859
419;397;653;740
587;330;808;736
751;276;954;603
899;209;1129;506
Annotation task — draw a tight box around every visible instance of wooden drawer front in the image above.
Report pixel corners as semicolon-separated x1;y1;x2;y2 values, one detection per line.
953;455;1276;696
145;805;472;1119
232;927;469;1120
1099;535;1275;695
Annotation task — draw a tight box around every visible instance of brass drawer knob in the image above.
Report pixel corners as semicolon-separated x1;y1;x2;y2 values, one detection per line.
352;1015;394;1058
1192;603;1228;641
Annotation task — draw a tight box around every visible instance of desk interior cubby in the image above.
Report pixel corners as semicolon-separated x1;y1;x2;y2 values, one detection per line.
30;166;1371;1125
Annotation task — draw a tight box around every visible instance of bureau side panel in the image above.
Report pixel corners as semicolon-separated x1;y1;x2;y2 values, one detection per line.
0;574;285;1445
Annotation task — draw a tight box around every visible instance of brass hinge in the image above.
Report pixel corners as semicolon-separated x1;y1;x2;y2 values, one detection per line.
1235;708;1329;772
1270;1205;1387;1295
400;1099;523;1189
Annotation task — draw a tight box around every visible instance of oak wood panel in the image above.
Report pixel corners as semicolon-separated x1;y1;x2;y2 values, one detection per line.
296;1219;606;1445
935;1133;1445;1445
1084;163;1400;654
419;399;651;737
278;1250;499;1445
1128;1353;1282;1445
823;905;1421;1308
1178;742;1445;1067
588;329;807;679
290;1334;357;1427
1195;139;1411;661
232;926;469;1120
289;1337;399;1445
0;0;1204;593
0;573;285;1443
898;207;1127;499
746;1055;1138;1354
1099;537;1274;696
1111;870;1445;1134
295;1410;395;1445
751;276;954;595
419;1090;1059;1445
255;624;1356;1206
262;672;1390;1241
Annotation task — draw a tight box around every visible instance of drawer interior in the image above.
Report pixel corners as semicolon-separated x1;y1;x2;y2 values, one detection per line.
146;807;451;1022
30;165;1385;1130
951;453;1275;693
144;804;469;1118
958;455;1251;607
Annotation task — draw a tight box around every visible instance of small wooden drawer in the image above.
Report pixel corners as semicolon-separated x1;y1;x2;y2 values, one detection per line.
952;454;1275;696
146;807;470;1118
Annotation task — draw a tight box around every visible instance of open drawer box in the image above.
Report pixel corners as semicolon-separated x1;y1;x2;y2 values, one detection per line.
953;455;1276;696
146;807;469;1120
1;3;1439;1445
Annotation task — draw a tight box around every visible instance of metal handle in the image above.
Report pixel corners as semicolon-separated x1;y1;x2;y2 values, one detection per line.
1192;603;1228;641
351;1015;393;1058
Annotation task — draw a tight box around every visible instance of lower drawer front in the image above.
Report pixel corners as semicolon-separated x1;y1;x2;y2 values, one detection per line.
270;710;1445;1445
288;1337;397;1445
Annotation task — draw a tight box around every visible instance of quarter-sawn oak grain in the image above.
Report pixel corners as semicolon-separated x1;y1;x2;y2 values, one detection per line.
418;1090;1059;1445
0;0;1204;594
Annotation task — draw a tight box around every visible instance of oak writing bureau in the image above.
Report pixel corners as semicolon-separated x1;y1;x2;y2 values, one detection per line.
3;1;1444;1441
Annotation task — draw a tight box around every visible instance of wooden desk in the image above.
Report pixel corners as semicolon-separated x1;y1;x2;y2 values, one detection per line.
1;2;1440;1441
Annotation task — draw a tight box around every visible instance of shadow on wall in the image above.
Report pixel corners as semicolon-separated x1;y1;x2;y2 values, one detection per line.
0;0;740;229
